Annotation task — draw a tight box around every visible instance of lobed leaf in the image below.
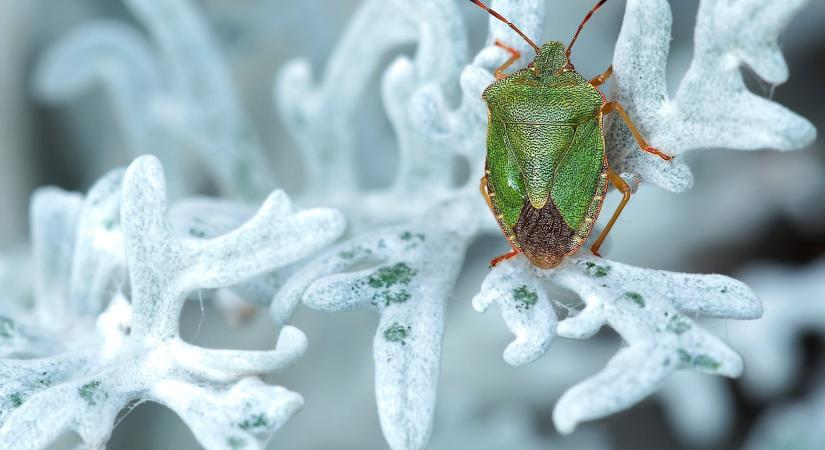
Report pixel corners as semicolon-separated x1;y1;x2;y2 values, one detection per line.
0;156;345;450
273;202;475;450
606;0;816;192
473;255;760;434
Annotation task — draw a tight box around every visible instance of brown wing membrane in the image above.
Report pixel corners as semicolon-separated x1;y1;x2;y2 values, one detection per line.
513;199;576;269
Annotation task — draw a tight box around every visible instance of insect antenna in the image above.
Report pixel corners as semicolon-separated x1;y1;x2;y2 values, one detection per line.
466;0;541;54
566;0;609;65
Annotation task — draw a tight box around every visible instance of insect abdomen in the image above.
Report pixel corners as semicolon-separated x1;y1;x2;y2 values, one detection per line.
512;198;576;269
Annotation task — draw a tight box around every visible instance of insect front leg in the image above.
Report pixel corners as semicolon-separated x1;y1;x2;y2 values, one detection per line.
602;102;673;161
590;168;631;257
588;65;613;88
493;40;521;80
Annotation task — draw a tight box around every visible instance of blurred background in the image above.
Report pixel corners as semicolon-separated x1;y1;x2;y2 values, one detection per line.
1;0;823;449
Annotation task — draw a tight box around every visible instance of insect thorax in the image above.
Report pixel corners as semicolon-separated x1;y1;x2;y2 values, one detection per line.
481;41;602;123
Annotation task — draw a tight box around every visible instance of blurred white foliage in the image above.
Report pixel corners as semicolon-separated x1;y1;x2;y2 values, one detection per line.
0;0;33;246
0;156;345;450
655;258;825;446
0;169;124;358
429;397;613;450
33;0;275;199
743;383;825;450
729;258;825;398
656;371;736;446
606;0;816;191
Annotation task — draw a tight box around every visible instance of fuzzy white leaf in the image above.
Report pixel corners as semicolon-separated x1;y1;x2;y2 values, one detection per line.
275;0;419;200
273;202;474;450
728;258;825;398
473;255;760;434
607;0;816;192
0;156;345;450
472;259;557;366
34;0;275;198
743;383;825;450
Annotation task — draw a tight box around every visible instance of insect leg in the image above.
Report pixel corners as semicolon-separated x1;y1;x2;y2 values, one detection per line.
590;168;631;257
588;65;613;88
490;248;520;268
494;40;521;80
602;102;673;161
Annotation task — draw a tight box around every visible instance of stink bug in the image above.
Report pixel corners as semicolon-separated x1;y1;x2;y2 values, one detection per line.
468;0;672;269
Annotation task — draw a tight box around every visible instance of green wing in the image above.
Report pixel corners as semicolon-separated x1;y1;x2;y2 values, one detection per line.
485;118;525;230
502;122;575;209
549;118;605;231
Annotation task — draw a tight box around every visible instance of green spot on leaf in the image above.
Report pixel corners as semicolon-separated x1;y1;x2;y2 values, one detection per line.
399;231;425;241
38;372;51;387
677;349;720;371
367;263;416;307
78;381;107;406
0;317;15;338
9;392;23;408
692;354;721;370
368;263;416;288
666;314;692;335
513;286;538;311
399;231;426;248
623;292;645;307
383;322;411;344
227;436;247;449
378;290;411;306
238;413;268;431
339;246;373;260
582;261;610;278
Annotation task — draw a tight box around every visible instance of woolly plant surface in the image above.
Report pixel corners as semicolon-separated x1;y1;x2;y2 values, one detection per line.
17;0;817;449
273;0;813;447
0;156;345;450
33;0;275;199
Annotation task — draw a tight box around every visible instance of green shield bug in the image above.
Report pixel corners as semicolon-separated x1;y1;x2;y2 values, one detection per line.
468;0;673;269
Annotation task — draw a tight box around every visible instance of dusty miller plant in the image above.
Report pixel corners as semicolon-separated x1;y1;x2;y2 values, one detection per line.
33;0;275;199
274;0;813;447
0;156;345;449
3;0;816;449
